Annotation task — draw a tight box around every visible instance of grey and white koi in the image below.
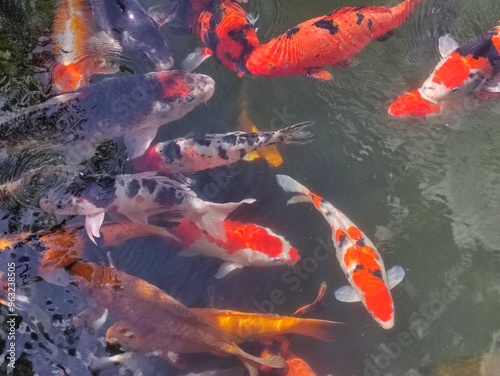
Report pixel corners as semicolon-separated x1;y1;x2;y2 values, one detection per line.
0;71;215;161
39;172;255;244
132;121;314;174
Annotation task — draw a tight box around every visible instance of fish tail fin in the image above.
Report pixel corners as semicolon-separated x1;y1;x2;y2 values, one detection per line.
237;350;285;376
195;199;256;241
276;175;314;205
274;121;315;144
288;318;340;340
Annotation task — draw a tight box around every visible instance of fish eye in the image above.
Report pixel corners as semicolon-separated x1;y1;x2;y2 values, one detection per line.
185;93;196;102
271;257;281;263
451;87;459;93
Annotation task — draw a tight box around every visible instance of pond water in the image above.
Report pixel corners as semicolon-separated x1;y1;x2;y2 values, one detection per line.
1;0;500;375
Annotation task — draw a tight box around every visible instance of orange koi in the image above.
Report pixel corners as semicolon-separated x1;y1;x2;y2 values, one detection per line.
68;261;285;376
244;0;425;80
389;26;500;118
276;175;405;329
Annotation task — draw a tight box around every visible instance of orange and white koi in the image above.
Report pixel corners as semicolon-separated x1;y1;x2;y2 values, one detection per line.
68;261;285;375
389;26;500;117
276;175;405;329
244;0;426;80
180;0;260;74
131;121;314;174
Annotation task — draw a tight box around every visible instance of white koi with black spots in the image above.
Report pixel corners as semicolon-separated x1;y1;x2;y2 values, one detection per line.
132;121;314;174
39;172;255;244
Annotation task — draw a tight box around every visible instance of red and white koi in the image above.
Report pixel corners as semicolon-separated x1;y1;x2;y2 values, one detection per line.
244;0;426;80
132;121;314;174
171;220;300;278
39;172;255;245
276;175;405;329
389;26;500;117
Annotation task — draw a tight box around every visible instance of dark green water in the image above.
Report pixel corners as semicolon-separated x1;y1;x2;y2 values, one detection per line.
1;0;500;375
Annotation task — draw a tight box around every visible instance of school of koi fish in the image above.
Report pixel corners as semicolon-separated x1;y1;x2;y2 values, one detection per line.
0;0;499;375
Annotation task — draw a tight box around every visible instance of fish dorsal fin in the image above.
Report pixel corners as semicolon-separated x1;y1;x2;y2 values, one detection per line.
387;265;405;289
438;34;459;58
215;262;244;279
334;285;361;303
124;127;159;160
85;212;106;245
148;2;179;27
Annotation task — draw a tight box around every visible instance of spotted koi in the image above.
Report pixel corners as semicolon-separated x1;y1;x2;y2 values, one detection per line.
132;121;314;174
276;175;405;329
389;26;500;117
0;71;214;160
244;0;426;80
39;172;255;245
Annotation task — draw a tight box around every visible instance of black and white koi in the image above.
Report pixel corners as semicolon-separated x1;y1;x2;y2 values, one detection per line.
39;172;255;244
132;121;314;174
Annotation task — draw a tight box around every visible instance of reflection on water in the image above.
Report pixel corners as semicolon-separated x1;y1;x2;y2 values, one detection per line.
1;0;500;375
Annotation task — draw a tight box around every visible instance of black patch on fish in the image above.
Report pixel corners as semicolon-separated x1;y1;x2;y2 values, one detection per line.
313;19;339;35
142;179;158;194
367;19;373;30
161;142;183;163
239;149;247;158
205;30;220;52
227;25;257;73
222;134;238;144
354;264;364;272
60;175;117;209
218;146;229;160
195;138;211;147
356;238;365;247
286;27;300;39
209;5;225;30
156;186;182;207
456;30;500;70
370;269;384;280
356;13;364;25
263;133;272;143
126;179;140;198
376;31;393;42
338;234;346;248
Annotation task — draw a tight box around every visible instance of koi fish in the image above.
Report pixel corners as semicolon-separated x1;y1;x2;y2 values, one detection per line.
244;0;426;80
39;172;256;244
172;219;300;278
90;0;179;72
68;261;286;376
180;0;260;74
276;175;405;329
0;71;214;160
51;0;114;94
389;27;500;117
132;121;314;174
189;308;338;343
260;337;317;376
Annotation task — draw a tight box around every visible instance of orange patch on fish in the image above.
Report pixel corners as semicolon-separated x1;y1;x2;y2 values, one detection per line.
158;71;192;99
388;89;442;117
433;52;491;88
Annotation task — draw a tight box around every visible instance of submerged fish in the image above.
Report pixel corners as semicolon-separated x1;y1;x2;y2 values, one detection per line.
39;172;255;244
172;219;300;278
421;351;500;376
244;0;426;80
68;261;286;376
389;26;500;117
260;337;317;376
189;308;338;343
180;0;260;74
132;121;314;174
90;0;179;72
0;71;214;160
51;0;115;94
276;175;405;329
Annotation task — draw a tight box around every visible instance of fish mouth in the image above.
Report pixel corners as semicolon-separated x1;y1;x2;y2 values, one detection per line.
388;89;442;118
197;74;216;103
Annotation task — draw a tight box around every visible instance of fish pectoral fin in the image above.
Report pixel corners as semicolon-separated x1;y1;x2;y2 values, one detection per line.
215;262;244;279
148;2;179;27
387;265;405;289
287;195;312;205
123;211;150;225
181;47;213;72
124;127;158;160
334;286;361;303
85;31;122;60
438;34;459;58
242;150;260;161
246;11;261;30
376;31;394;42
304;69;333;81
481;76;500;93
74;307;109;332
85;212;105;245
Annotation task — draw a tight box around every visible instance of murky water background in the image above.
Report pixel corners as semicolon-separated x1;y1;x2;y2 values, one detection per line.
1;0;500;375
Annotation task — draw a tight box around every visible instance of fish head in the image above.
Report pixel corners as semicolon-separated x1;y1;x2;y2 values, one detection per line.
419;52;490;103
388;89;442;118
150;71;215;122
101;0;176;71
